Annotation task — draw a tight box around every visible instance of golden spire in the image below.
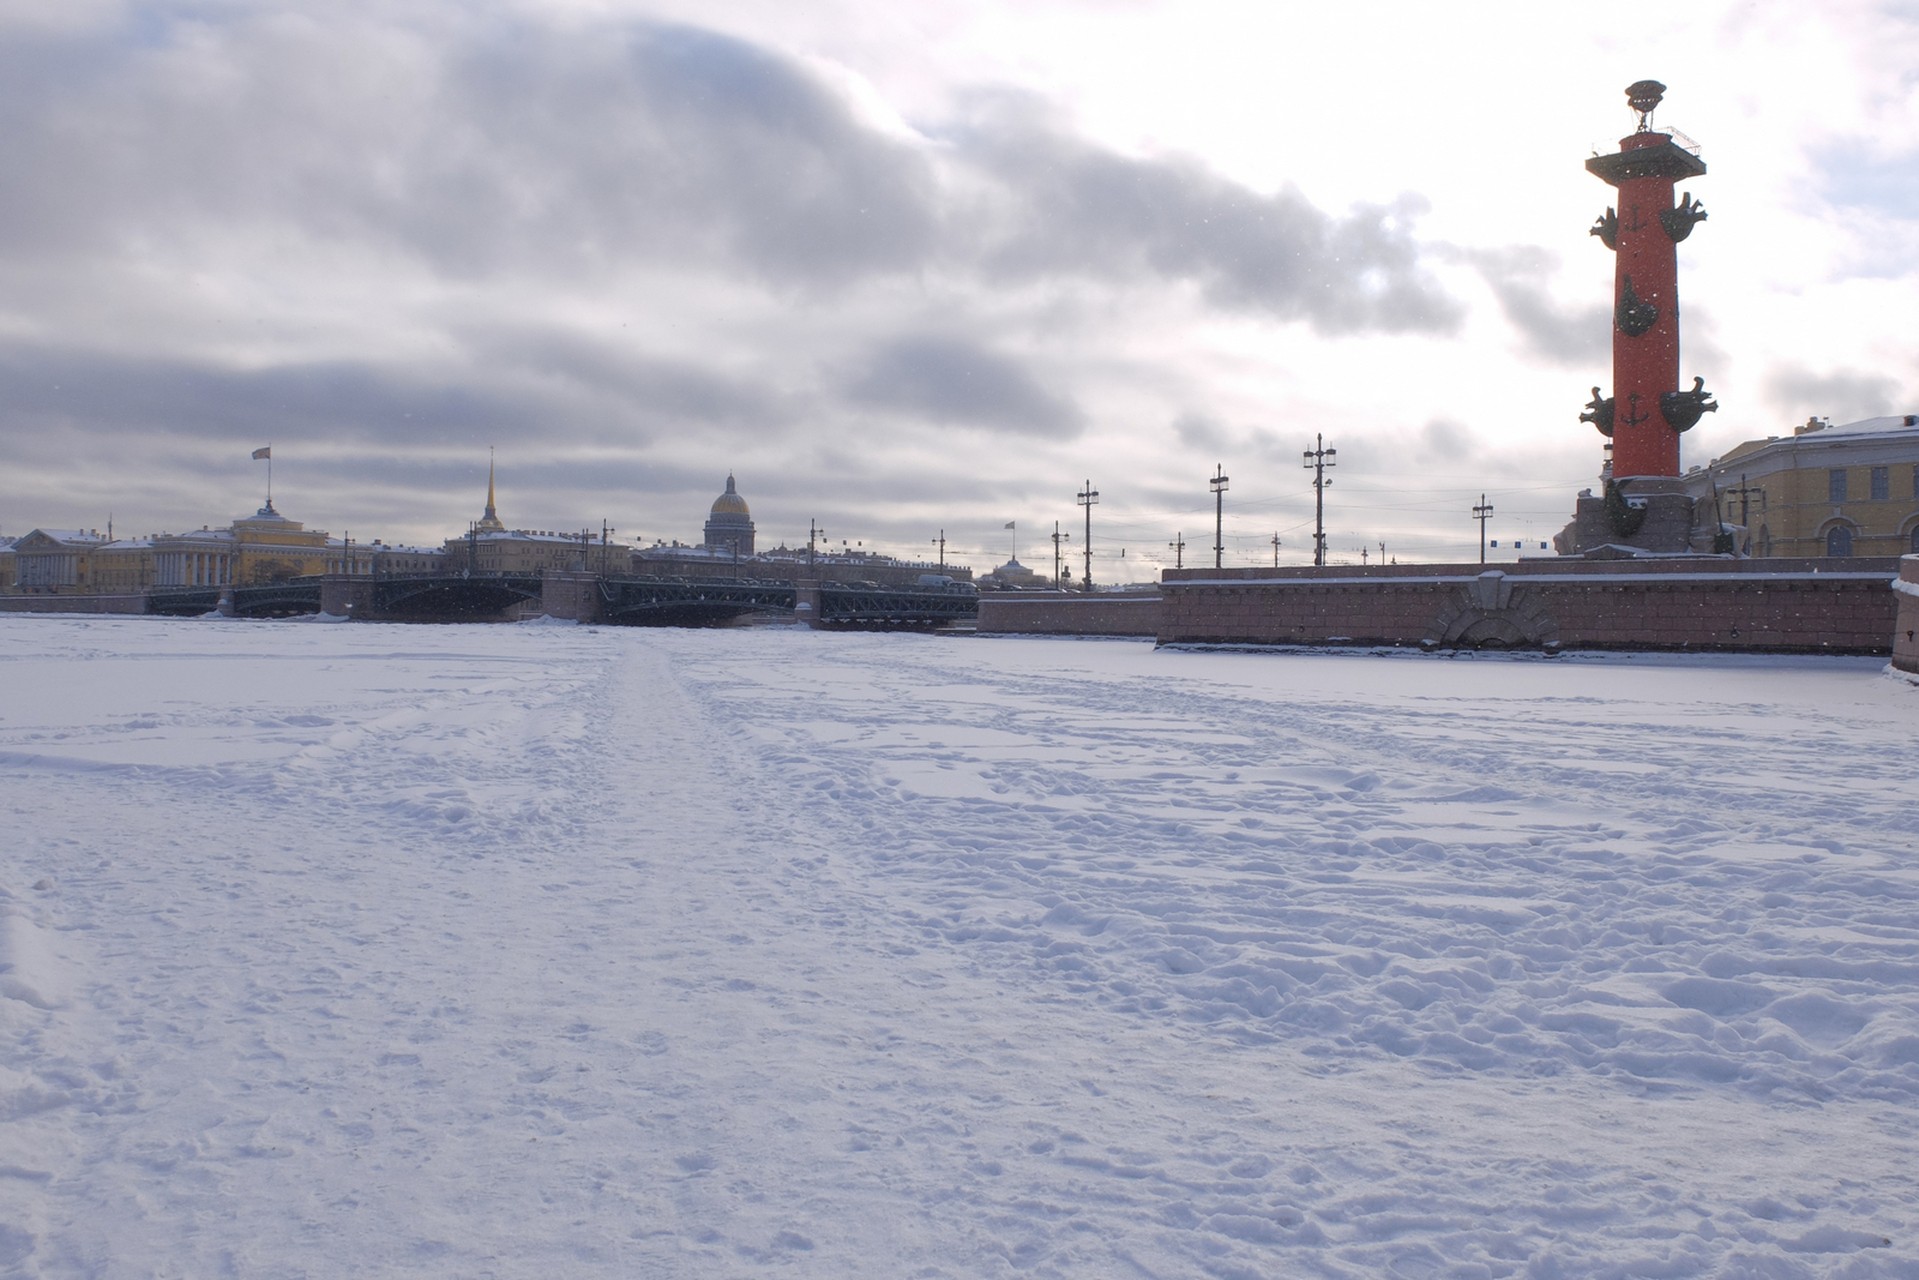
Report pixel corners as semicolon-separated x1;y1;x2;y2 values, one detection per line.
477;447;505;533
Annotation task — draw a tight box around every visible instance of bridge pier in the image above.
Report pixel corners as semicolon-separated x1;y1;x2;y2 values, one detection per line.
321;575;376;619
794;580;822;629
540;572;605;624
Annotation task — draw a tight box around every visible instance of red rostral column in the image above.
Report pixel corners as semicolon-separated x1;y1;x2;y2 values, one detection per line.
1582;81;1715;479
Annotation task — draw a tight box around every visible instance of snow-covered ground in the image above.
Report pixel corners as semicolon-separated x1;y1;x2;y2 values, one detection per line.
3;614;1917;1278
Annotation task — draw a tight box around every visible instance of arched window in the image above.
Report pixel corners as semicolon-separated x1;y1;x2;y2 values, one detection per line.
1910;525;1919;553
1826;525;1854;557
1758;524;1772;557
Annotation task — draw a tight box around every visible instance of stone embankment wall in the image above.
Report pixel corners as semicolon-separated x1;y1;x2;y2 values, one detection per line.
974;591;1162;637
1894;556;1919;674
1160;559;1903;654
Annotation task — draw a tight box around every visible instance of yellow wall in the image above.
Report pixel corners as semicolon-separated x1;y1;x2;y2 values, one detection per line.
1693;423;1919;557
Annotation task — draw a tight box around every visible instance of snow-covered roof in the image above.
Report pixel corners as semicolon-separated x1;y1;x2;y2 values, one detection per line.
156;528;237;544
1797;414;1919;438
24;529;111;546
1706;413;1919;470
473;529;589;545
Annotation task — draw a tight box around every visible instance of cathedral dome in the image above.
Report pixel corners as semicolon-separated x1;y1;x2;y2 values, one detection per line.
710;474;750;519
702;473;756;556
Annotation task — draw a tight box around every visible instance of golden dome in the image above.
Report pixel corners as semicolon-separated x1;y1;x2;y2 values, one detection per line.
710;474;750;519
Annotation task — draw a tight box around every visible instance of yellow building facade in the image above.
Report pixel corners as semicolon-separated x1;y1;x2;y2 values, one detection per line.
1688;415;1919;557
7;530;115;592
228;503;335;583
2;503;363;598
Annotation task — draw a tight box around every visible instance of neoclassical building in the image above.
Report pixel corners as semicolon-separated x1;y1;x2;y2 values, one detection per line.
7;529;113;591
4;501;345;596
702;474;755;557
440;462;628;575
1685;415;1919;556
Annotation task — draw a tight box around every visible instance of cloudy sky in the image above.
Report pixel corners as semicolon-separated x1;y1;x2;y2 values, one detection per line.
3;0;1915;576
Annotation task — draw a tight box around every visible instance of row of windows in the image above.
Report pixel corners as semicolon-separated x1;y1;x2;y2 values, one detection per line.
1821;526;1919;555
1829;464;1919;503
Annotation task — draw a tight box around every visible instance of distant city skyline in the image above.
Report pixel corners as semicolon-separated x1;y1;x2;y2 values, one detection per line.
3;1;1914;579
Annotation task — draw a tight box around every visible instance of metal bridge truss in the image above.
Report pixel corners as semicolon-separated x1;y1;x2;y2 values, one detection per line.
373;574;544;620
597;577;976;628
598;577;796;626
147;580;325;619
813;582;977;628
141;574;978;628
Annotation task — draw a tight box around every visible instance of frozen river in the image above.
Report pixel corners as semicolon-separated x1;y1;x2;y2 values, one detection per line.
3;615;1917;1276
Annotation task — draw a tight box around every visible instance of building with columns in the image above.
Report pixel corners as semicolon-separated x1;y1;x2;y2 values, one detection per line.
7;529;114;592
702;475;756;557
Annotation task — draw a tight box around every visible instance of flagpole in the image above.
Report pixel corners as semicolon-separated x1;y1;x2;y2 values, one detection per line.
252;446;274;509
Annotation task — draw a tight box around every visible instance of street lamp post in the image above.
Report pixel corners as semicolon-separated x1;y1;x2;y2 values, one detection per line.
1210;464;1229;569
1473;494;1495;565
1303;434;1337;567
1077;480;1099;592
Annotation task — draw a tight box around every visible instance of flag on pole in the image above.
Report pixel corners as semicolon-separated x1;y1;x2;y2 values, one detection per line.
252;447;271;460
1004;521;1015;529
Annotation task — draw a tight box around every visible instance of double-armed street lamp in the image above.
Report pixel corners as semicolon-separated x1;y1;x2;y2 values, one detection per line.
1303;435;1337;567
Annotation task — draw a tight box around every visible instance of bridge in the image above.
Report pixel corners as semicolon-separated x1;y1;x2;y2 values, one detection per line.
141;573;977;628
592;576;976;628
318;571;978;628
148;580;325;619
595;577;796;625
808;580;978;628
370;573;545;621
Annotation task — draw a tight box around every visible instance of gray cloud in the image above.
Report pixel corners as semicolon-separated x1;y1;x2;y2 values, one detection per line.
1414;418;1479;465
451;325;788;438
0;11;1467;330
0;342;528;449
949;94;1462;335
0;12;942;289
1172;412;1232;453
843;334;1085;436
1463;246;1611;364
1761;364;1905;424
